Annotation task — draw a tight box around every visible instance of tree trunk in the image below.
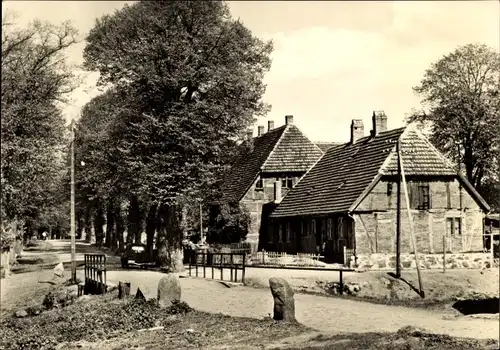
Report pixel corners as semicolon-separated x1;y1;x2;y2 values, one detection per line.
145;203;158;258
156;203;184;273
115;204;126;253
105;200;115;248
76;213;84;240
127;195;144;245
94;201;105;247
84;207;93;243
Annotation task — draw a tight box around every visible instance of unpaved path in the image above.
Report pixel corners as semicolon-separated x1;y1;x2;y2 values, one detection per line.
82;270;499;341
6;241;498;341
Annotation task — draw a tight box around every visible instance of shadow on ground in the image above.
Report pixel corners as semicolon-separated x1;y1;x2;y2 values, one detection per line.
452;298;499;315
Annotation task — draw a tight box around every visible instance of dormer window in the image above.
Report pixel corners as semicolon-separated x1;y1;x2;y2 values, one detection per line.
255;178;264;191
281;177;293;189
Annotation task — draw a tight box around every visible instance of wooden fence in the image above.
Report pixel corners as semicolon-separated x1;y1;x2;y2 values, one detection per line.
249;251;325;267
189;252;246;283
84;254;107;295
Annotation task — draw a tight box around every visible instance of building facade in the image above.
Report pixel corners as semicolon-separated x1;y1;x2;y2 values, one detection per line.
220;115;324;248
268;111;490;265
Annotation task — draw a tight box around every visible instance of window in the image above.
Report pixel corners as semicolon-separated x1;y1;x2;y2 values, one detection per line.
281;177;294;189
255;178;264;190
387;182;393;196
278;224;283;242
410;182;431;210
327;219;332;239
286;222;291;242
446;217;462;236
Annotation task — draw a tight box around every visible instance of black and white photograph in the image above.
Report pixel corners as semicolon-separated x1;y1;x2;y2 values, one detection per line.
1;1;499;349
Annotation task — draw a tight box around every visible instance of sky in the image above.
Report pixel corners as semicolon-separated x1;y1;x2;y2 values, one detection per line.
2;1;499;143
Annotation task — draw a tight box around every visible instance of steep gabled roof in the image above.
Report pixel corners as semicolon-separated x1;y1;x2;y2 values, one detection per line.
270;128;405;218
270;126;490;218
221;125;324;203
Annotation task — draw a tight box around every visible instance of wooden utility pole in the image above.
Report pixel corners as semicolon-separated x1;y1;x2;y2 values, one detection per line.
399;152;425;298
70;120;76;283
396;139;402;278
199;201;203;243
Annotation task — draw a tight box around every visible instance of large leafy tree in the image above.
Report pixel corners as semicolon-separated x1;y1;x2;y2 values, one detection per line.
408;43;500;208
1;13;78;244
82;1;271;270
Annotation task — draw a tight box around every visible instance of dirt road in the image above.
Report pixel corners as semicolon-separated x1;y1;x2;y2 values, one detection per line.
79;269;499;341
5;240;498;341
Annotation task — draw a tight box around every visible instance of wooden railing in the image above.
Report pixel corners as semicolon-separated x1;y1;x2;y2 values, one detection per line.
189;252;246;283
84;253;107;295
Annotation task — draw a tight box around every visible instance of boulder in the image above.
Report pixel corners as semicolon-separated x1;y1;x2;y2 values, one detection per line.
157;274;181;308
15;309;28;318
135;287;146;301
269;277;295;322
53;262;64;278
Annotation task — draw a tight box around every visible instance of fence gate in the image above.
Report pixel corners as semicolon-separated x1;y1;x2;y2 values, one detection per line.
84;253;107;295
189;252;246;283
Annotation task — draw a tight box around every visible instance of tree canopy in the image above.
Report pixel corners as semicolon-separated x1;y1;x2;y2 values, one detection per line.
77;0;272;267
408;43;500;209
1;13;79;245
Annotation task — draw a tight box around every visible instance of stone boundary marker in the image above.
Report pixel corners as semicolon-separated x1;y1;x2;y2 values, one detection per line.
158;274;181;308
269;277;296;322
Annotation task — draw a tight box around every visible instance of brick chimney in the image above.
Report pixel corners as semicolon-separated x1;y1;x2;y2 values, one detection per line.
274;180;282;203
258;125;265;136
268;120;275;132
371;111;387;136
350;119;364;144
285;115;294;125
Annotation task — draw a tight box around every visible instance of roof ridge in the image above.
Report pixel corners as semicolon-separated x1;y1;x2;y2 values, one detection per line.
261;125;290;170
411;128;457;172
261;124;324;170
253;124;286;139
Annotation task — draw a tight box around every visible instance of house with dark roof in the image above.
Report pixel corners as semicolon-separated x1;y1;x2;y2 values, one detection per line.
268;111;490;267
221;115;324;247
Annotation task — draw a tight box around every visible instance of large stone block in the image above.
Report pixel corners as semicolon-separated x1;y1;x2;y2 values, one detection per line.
269;277;295;322
157;274;181;308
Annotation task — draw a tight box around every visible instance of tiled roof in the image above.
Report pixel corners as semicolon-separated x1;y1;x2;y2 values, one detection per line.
270;128;406;218
380;130;457;176
270;126;490;218
221;125;324;203
314;142;342;153
262;126;324;173
222;126;286;203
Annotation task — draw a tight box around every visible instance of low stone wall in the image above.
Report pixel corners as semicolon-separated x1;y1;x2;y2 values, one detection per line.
356;252;495;270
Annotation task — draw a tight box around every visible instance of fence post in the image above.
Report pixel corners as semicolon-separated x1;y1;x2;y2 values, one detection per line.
195;253;198;278
490;232;494;269
230;253;234;282
235;255;238;282
339;270;344;295
203;252;206;278
220;253;223;281
242;253;246;284
189;252;192;276
443;234;446;274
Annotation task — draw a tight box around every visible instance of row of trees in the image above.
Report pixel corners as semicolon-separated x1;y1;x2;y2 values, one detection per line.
1;12;79;246
73;1;265;270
